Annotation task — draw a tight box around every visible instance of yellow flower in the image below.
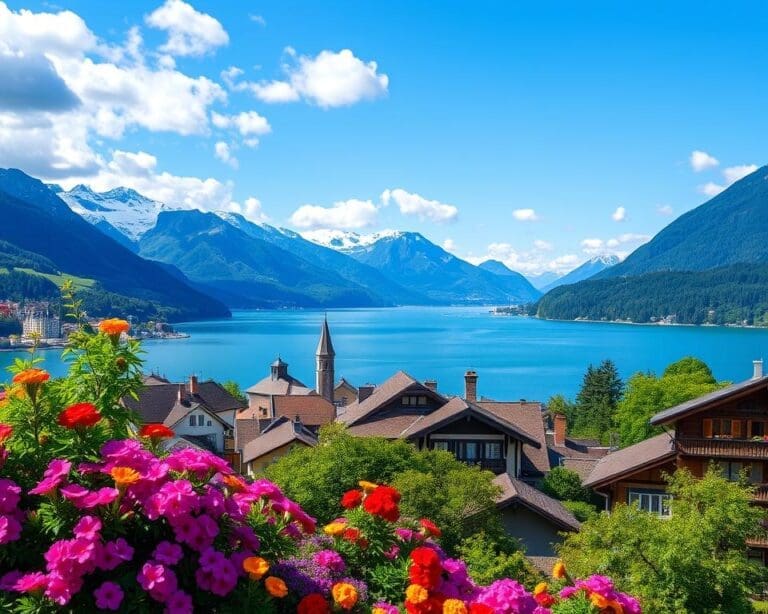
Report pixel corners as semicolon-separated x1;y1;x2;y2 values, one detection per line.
358;480;378;493
372;609;388;614
405;584;429;604
242;556;269;580
534;582;549;596
323;521;347;536
98;318;130;337
110;466;140;487
552;560;566;579
331;582;359;610
264;576;288;598
590;593;609;609
443;599;468;614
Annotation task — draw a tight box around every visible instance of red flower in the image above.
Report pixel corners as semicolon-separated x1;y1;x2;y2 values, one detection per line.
342;527;361;543
139;424;175;439
469;605;494;614
419;518;442;537
405;596;445;614
297;593;331;614
340;489;363;509
409;546;443;590
58;403;101;429
535;592;556;607
0;424;12;444
363;485;401;522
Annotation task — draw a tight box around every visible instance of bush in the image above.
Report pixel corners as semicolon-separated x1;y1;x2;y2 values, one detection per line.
541;467;592;503
561;500;599;523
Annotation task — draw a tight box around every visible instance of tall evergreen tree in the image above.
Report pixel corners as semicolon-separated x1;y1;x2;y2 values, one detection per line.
571;359;624;442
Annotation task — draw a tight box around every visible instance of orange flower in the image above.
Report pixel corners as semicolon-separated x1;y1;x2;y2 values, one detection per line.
99;318;130;337
139;424;175;439
110;466;140;487
12;368;50;387
534;582;548;596
358;480;378;493
552;560;566;579
406;584;429;604
242;556;269;580
323;521;347;536
590;593;609;609
443;599;468;614
331;582;358;610
264;576;288;598
0;424;12;444
58;403;101;429
223;474;247;493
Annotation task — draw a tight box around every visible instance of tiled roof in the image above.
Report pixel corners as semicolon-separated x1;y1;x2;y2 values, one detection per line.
584;432;676;488
272;395;336;427
346;414;424;438
650;376;768;425
479;402;550;477
494;473;580;532
547;435;611;481
241;417;318;464
246;374;313;396
234;410;270;451
163;402;229;430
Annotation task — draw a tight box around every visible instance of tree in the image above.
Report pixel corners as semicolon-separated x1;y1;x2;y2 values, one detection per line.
456;532;540;588
570;360;623;441
222;379;247;405
541;467;591;503
615;357;725;447
558;468;766;613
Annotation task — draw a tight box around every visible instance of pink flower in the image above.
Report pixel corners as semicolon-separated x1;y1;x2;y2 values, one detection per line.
73;516;102;541
45;572;82;606
0;478;21;513
170;515;200;546
138;562;177;603
314;550;346;573
83;487;120;508
28;476;62;496
97;538;134;570
153;541;183;566
0;514;22;544
165;589;193;614
13;572;47;594
94;581;124;610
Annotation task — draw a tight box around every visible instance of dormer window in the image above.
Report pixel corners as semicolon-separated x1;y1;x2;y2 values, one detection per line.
401;395;428;406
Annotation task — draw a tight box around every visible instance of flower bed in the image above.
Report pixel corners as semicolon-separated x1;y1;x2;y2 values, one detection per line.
0;316;641;613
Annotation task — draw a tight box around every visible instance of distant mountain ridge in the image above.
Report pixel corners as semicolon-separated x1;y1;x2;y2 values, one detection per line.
541;255;620;292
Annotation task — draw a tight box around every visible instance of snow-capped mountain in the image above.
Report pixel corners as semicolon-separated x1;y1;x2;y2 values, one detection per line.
541;254;622;292
300;229;404;251
58;185;168;242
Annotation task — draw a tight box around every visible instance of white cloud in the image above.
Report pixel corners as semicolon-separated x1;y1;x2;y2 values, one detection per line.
0;2;97;57
211;110;271;146
533;239;553;251
249;14;266;26
466;240;576;275
250;48;389;108
214;141;237;168
145;0;228;57
581;233;650;257
442;238;457;252
229;196;268;222
580;238;604;251
381;188;458;223
690;150;719;172
657;204;673;216
289;198;379;230
699;181;724;197
611;206;626;222
723;164;757;184
512;208;538;221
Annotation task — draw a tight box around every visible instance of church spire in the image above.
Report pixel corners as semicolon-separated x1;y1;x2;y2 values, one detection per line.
316;316;335;403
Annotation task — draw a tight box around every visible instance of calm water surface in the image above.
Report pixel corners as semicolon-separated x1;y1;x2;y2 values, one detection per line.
3;307;768;401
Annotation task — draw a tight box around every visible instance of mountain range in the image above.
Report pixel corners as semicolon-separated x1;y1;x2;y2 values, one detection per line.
540;255;621;292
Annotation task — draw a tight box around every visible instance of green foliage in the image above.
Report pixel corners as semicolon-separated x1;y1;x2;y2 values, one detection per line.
615;356;725;447
561;500;599;522
264;425;502;554
541;467;592;503
558;468;767;613
222;380;247;405
456;532;540;588
568;360;623;441
547;394;572;416
0;269;60;303
536;263;768;325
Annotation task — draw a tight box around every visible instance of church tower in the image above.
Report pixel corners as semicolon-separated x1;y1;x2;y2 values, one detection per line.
316;316;335;403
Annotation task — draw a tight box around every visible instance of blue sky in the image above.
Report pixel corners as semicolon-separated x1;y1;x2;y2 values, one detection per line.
1;1;766;275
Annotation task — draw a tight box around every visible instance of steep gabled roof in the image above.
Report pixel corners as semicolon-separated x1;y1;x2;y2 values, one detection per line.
246;374;313;396
340;371;447;426
241;416;318;464
584;432;676;488
123;380;246;424
494;473;580;531
650;376;768;425
272;395;336;427
479;401;550;476
163;401;230;430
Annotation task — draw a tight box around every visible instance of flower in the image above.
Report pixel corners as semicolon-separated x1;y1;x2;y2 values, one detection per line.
0;424;12;444
342;527;361;543
94;581;123;610
552;560;566;579
110;466;141;488
313;550;345;573
409;547;443;590
73;516;102;541
165;590;193;614
12;368;50;387
358;480;378;492
58;403;101;429
373;603;401;614
332;582;359;610
243;556;270;580
443;599;468;614
533;582;555;607
265;576;288;598
363;485;401;522
323;521;347;536
406;583;429;604
420;518;442;537
298;593;332;614
99;318;130;337
153;541;184;566
340;489;363;509
139;424;175;439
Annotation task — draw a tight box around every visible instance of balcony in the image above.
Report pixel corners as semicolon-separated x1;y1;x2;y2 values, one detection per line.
675;438;768;461
463;458;506;474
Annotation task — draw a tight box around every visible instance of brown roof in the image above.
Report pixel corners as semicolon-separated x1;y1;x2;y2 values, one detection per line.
346;414;423;438
235;413;263;451
163;402;229;430
479;402;550;477
494;473;580;532
340;371;447;426
547;436;611;481
650;376;768;425
272;395;336;427
584;432;676;488
246;373;313;396
241;416;317;464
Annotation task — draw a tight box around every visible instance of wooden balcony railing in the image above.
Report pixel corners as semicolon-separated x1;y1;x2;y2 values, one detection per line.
675;438;768;460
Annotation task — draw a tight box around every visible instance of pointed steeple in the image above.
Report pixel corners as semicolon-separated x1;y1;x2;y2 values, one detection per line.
316;316;335;403
316;316;335;357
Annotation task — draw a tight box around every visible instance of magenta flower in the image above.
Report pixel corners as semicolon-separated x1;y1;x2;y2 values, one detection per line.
0;514;22;544
473;579;539;614
13;572;47;594
165;589;193;614
73;516;102;541
0;478;21;513
83;487;120;508
372;603;399;614
94;581;124;610
97;538;134;570
153;541;183;566
45;572;82;606
313;549;346;573
138;561;178;603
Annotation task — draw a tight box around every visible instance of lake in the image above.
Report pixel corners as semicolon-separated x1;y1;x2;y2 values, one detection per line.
3;307;768;402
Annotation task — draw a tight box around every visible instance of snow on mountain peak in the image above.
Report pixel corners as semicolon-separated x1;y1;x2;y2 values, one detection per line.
300;229;403;251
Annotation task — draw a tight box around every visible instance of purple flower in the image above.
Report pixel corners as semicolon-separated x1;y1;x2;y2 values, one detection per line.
153;541;184;565
0;478;21;513
0;514;22;544
138;561;178;603
313;550;346;573
165;590;194;614
73;516;101;541
0;570;22;591
97;538;134;570
94;581;124;610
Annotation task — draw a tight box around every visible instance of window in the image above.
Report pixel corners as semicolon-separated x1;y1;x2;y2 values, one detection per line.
485;441;502;460
402;395;429;407
703;418;742;439
418;396;427;406
189;415;195;427
464;442;478;460
718;461;763;483
433;441;449;452
628;490;672;517
749;420;767;438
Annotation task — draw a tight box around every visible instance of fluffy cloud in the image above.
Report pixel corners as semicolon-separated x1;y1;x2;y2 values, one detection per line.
611;206;626;222
690;150;719;172
697;163;758;198
289;198;379;230
145;0;228;57
512;208;538;221
381;188;458;223
533;239;553;251
250;48;389;108
211;111;271;137
0;51;80;111
657;204;674;216
214;141;237;168
230;196;268;222
442;238;457;251
581;233;650;257
467;241;577;275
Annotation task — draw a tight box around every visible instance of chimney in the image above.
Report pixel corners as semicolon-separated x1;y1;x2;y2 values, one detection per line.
358;385;375;402
754;359;764;379
189;375;199;395
424;379;438;392
464;370;478;402
553;413;567;447
177;385;185;404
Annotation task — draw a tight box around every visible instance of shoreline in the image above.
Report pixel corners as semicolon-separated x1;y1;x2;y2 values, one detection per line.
535;316;768;330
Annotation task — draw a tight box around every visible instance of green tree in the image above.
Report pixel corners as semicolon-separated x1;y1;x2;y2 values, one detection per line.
558;467;766;613
615;357;725;447
547;394;572;416
456;532;540;587
541;467;591;503
570;359;623;441
222;379;247;405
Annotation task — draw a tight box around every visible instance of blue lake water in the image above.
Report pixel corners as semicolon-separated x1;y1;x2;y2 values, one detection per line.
3;307;768;402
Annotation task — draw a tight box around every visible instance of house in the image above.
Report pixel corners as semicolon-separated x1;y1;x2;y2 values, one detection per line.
334;377;358;408
340;370;550;483
122;375;246;457
240;416;318;476
584;359;768;561
546;413;611;481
